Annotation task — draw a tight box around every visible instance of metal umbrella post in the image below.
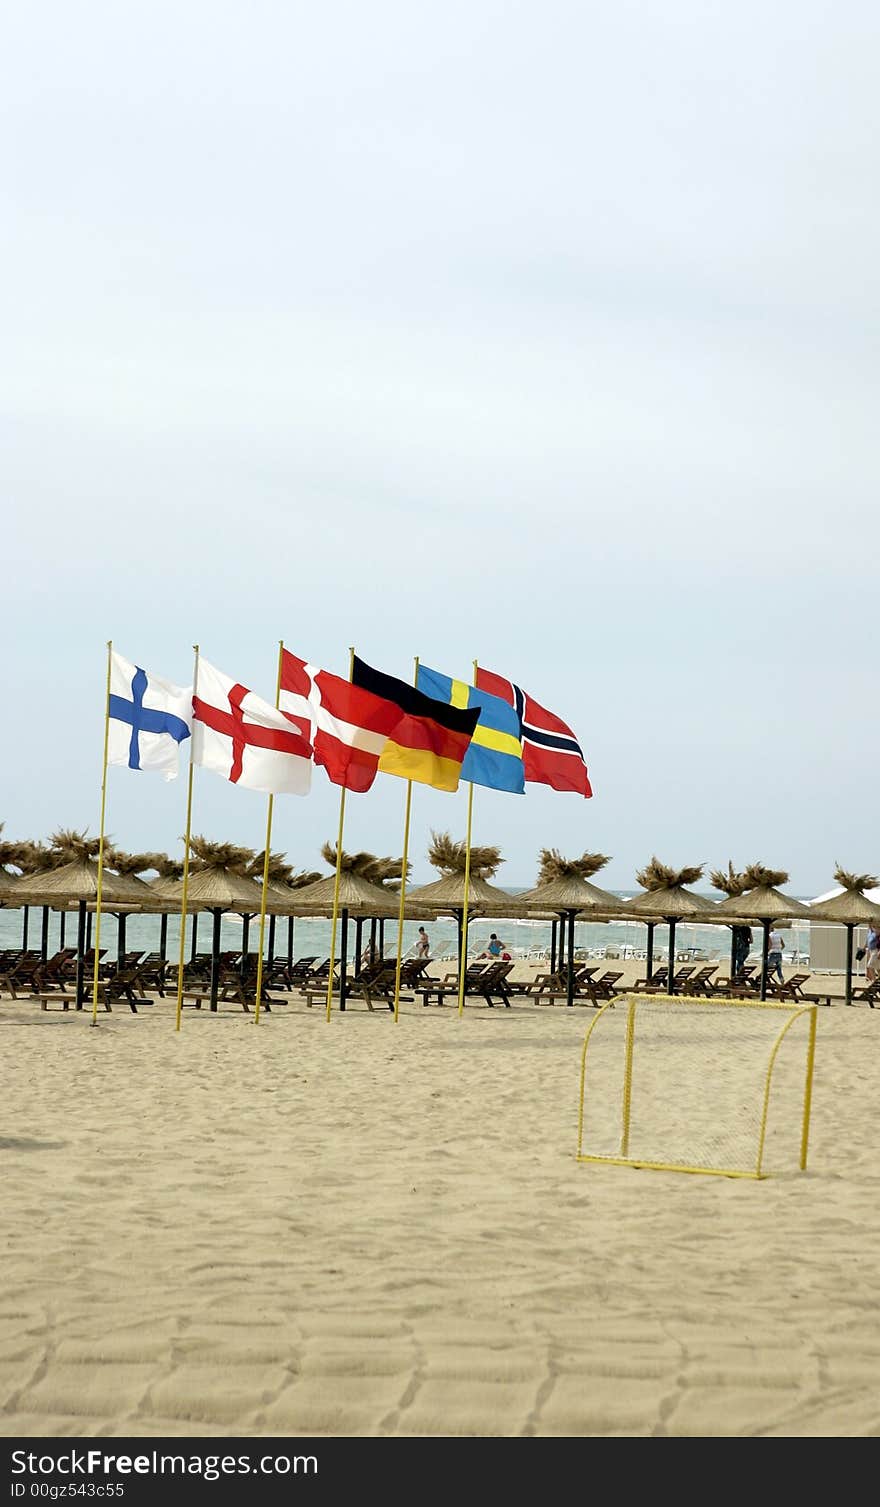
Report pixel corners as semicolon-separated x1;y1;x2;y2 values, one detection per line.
209;909;222;1011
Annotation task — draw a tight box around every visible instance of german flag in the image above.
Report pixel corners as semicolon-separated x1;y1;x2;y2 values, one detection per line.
351;656;480;793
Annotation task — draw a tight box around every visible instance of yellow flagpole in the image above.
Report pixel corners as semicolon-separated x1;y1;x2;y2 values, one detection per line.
90;641;113;1027
175;644;200;1033
457;657;480;1018
254;640;285;1026
461;783;473;1018
326;647;355;1022
392;656;419;1023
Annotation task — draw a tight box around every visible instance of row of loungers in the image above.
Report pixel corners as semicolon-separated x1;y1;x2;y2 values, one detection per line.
3;949;878;1014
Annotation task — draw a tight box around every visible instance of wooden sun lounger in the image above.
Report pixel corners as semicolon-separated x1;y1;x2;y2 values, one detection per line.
418;961;515;1008
520;964;598;999
182;977;279;1013
536;969;625;1007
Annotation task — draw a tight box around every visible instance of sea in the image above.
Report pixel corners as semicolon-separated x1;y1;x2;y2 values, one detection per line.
0;892;815;967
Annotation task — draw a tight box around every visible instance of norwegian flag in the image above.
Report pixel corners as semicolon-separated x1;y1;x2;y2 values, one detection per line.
192;658;312;795
474;668;592;797
279;650;393;793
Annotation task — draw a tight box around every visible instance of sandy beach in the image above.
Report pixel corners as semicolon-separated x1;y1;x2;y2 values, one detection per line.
2;977;879;1439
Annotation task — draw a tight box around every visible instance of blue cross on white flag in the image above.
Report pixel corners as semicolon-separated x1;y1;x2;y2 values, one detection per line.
108;650;192;781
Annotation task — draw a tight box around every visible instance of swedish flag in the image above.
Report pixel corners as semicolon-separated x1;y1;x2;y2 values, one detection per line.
416;665;525;794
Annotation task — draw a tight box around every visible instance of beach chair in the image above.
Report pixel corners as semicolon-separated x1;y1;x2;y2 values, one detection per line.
521;964;598;999
135;954;170;994
268;955;316;989
676;964;718;995
303;958;394;1011
850;979;880;1007
414;961;497;1008
765;973;835;1007
0;953;45;997
182;971;281;1013
29;949;78;993
566;970;625;1006
464;960;515;1007
633;966;669;993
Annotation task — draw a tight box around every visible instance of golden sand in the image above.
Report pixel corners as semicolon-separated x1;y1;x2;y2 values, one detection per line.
1;983;877;1437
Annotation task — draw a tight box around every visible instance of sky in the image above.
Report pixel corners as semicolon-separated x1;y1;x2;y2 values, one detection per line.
2;1;877;893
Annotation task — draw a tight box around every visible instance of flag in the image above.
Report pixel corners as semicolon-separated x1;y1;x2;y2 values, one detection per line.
474;667;592;797
351;656;479;793
279;650;394;793
192;658;312;795
108;650;192;782
416;665;525;794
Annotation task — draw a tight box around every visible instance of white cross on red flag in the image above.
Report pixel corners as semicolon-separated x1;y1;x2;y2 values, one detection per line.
192;659;312;796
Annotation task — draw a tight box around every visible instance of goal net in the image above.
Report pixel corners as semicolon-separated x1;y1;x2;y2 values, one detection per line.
576;994;817;1178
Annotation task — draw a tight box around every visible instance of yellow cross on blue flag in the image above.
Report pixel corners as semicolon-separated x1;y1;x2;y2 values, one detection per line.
416;665;525;794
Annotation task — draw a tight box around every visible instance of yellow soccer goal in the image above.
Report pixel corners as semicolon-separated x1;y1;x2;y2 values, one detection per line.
576;993;817;1179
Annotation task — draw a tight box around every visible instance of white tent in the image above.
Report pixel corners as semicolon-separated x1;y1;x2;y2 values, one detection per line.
807;885;880;906
806;886;880;971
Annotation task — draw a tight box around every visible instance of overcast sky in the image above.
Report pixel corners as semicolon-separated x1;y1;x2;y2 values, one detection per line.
2;2;877;892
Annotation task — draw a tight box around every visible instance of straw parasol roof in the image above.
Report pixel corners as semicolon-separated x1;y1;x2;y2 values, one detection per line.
291;874;400;916
517;849;623;915
710;863;811;922
286;843;398;915
15;859;161;908
243;850;303;915
405;831;513;915
405;871;514;913
14;830;162;909
156;837;262;912
0;822;23;902
808;867;880;925
625;858;715;918
1;832;48;905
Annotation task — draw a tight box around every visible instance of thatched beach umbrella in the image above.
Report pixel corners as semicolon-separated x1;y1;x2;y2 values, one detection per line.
281;869;322;966
7;837;55;952
711;864;811;1000
246;850;301;976
104;849;164;969
808;867;880;1007
709;861;751;979
0;825;24;919
147;855;198;962
294;846;399;1010
15;829;161;1006
626;859;714;994
518;850;619;1007
360;855;411;968
164;838;258;1010
407;833;511;982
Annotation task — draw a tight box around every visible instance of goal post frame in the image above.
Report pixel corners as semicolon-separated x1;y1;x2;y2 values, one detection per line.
576;992;818;1180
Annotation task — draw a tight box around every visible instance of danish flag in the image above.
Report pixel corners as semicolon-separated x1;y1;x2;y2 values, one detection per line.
279;650;392;793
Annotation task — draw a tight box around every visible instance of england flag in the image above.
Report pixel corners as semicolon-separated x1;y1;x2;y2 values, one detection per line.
192;658;312;796
108;650;192;781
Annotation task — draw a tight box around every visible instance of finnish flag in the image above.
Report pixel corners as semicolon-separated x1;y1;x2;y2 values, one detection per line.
108;650;192;781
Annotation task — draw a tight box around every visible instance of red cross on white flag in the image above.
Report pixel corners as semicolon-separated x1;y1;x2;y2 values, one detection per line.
192;659;312;796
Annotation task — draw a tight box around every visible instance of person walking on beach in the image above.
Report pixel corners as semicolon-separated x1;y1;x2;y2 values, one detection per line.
767;927;785;985
866;920;880;983
415;926;431;961
732;924;752;976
